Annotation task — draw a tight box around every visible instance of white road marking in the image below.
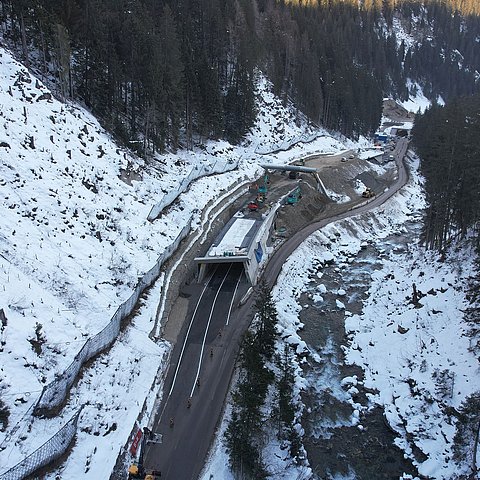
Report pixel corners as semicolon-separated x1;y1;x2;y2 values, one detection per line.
190;265;233;397
158;269;217;422
226;270;242;326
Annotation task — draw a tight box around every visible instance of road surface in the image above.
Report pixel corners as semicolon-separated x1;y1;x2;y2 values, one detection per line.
144;263;250;478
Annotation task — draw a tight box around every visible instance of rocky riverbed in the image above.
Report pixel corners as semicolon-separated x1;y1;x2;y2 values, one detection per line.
297;220;423;479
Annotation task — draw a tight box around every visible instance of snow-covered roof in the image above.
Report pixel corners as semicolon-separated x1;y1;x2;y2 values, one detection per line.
358;149;384;160
208;216;260;257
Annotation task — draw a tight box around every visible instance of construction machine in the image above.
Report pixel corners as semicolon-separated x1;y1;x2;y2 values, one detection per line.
361;188;375;199
258;174;269;194
287;186;302;205
128;427;161;479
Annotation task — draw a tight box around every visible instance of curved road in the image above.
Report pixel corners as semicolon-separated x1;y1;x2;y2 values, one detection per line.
143;138;410;479
265;138;409;285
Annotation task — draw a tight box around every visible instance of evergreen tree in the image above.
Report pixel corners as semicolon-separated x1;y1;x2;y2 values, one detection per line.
412;94;480;250
151;4;184;150
224;329;272;479
274;345;302;460
54;22;71;99
453;392;480;478
1;0;479;149
253;280;278;360
224;281;281;479
465;246;480;357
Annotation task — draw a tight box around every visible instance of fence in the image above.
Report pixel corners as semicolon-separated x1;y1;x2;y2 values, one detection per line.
148;133;324;221
254;131;324;155
0;408;82;480
147;158;239;221
33;218;192;417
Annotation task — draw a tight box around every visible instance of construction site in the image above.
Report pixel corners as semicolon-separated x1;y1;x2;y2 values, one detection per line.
194;149;396;286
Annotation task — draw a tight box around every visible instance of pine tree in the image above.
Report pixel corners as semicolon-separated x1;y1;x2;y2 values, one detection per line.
412;93;480;250
54;22;71;99
275;345;302;460
224;280;281;478
224;329;272;479
153;4;184;150
453;392;480;477
254;280;278;360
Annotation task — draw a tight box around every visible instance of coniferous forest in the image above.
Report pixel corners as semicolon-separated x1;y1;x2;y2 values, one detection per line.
1;0;479;153
412;93;480;250
1;0;480;251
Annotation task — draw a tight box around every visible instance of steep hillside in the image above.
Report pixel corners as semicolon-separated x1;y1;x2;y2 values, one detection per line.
0;45;350;478
3;0;478;147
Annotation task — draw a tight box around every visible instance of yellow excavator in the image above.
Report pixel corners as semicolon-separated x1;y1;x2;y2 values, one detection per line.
128;428;161;479
128;465;159;480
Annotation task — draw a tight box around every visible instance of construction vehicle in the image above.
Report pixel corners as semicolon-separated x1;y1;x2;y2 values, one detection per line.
256;192;266;206
287;186;302;205
247;201;259;212
362;188;375;199
258;174;269;194
128;427;161;479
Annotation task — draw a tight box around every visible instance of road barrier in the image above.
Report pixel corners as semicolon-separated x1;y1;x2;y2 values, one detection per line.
33;218;192;417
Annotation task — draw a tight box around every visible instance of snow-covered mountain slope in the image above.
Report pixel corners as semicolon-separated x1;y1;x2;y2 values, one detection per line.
0;45;350;477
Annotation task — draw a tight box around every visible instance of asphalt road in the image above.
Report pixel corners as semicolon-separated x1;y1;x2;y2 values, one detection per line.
264;137;410;285
144;262;251;479
143;137;410;479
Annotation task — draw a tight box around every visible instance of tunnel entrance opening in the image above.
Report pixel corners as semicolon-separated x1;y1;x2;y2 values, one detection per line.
196;257;251;285
195;211;266;286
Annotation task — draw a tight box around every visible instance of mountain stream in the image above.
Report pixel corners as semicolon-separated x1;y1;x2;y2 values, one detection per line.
298;220;422;480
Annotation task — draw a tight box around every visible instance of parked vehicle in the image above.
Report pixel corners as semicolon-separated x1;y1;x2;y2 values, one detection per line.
128;428;161;479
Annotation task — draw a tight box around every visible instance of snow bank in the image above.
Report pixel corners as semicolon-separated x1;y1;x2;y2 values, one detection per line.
253;155;479;477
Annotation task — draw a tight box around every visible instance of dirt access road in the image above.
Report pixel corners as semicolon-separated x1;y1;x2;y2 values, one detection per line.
266;138;409;285
140;138;410;480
